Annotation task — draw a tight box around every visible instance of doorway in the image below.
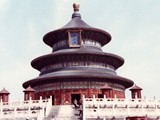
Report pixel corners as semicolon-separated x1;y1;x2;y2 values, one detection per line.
71;94;81;105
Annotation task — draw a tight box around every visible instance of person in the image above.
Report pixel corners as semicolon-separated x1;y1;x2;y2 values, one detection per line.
79;104;83;116
51;115;55;120
73;99;79;109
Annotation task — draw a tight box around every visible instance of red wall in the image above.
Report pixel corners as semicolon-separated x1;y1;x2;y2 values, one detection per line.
34;88;125;105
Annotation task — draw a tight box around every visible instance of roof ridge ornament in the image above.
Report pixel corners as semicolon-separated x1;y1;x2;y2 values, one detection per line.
72;3;81;18
73;3;80;12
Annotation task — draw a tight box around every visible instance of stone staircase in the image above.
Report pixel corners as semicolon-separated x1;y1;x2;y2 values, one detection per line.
43;105;82;120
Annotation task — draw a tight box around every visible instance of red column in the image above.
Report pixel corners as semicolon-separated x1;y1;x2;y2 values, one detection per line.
60;89;65;105
88;88;92;98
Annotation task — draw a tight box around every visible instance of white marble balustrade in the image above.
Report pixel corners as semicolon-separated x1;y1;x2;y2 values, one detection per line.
82;95;160;120
0;97;52;120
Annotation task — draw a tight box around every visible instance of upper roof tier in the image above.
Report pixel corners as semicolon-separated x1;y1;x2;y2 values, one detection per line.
43;3;111;47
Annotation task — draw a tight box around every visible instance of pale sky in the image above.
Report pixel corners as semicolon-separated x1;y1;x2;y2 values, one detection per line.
0;0;160;101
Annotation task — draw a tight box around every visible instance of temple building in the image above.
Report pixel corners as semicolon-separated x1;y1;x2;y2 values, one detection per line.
22;3;134;105
0;3;160;120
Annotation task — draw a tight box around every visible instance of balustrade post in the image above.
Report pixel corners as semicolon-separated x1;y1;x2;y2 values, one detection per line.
114;95;117;100
82;95;86;120
97;102;99;119
39;96;42;106
104;95;106;99
104;95;106;104
145;97;149;116
93;95;96;104
37;96;43;119
113;95;117;116
0;98;3;119
112;100;115;116
13;105;17;118
135;93;137;100
27;96;32;118
141;99;145;116
49;95;52;105
126;99;129;116
45;96;52;116
144;98;148;116
155;99;158;116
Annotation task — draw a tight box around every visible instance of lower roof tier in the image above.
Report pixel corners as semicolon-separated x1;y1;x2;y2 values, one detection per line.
23;69;134;89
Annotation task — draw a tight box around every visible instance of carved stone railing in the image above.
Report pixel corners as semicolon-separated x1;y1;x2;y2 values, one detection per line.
82;95;160;120
0;97;52;120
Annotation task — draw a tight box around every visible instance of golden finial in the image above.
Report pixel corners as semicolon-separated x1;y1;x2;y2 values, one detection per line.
73;3;80;12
